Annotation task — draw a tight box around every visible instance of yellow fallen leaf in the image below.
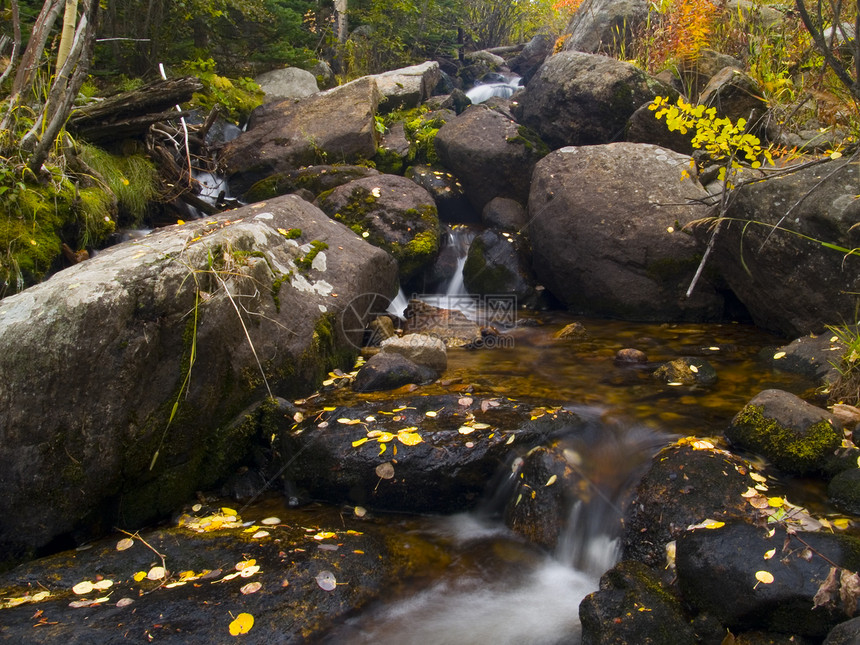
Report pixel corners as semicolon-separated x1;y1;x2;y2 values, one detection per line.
755;570;774;584
147;566;167;580
221;507;238;516
338;418;361;425
93;580;114;591
750;472;767;483
236;559;256;571
314;531;337;541
116;538;134;551
376;432;395;442
133;571;147;582
545;475;558;487
768;497;784;508
458;425;476;435
229;612;255;636
397;431;423;446
764;548;776;560
72;581;94;595
352;437;369;447
425;411;437;417
773;351;786;359
834;518;851;530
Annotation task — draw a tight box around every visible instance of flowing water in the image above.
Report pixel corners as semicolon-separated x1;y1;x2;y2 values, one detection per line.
466;76;524;104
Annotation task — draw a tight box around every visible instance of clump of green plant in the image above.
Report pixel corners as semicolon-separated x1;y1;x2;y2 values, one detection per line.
826;323;860;406
79;143;159;227
179;58;264;124
295;240;329;273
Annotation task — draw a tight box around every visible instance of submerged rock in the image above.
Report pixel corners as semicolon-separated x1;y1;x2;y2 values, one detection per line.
351;352;438;393
653;357;717;386
380;333;447;372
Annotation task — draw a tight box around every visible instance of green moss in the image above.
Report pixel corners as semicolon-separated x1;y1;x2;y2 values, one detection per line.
79;143;158;227
506;125;551;158
462;235;514;293
731;404;841;473
295;240;329;273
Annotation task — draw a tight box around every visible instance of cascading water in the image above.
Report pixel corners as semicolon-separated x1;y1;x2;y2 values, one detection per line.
466;74;524;104
318;413;669;645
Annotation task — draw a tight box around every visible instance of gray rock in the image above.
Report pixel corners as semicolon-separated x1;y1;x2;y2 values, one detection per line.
463;229;538;301
771;333;845;385
561;0;648;55
407;165;476;223
676;48;744;99
513;51;667;149
435;104;549;211
244;164;381;203
372;61;442;113
707;156;860;336
726;389;842;474
509;34;554;84
380;333;447;372
653;357;718;386
828;467;860;515
626;100;694;155
482;197;527;231
315;174;440;281
825;616;860;644
352;352;438;392
0;195;398;564
255;67;319;101
699;66;768;127
528;142;725;321
221;76;380;196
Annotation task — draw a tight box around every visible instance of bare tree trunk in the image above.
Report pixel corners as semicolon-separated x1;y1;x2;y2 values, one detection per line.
334;0;348;43
10;0;64;96
55;0;79;74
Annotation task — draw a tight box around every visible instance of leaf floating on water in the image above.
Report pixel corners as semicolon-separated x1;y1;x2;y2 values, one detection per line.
458;425;476;435
314;531;337;541
72;581;94;595
147;566;167;581
376;462;395;479
252;531;270;539
236;559;256;571
116;538;134;551
229;612;255;636
240;582;262;595
221;507;238;517
749;472;767;483
261;517;281;526
315;571;337;592
338;418;362;425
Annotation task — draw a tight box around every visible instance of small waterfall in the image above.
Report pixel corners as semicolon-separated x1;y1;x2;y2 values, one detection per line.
443;225;475;297
320;413;669;645
466;75;523;104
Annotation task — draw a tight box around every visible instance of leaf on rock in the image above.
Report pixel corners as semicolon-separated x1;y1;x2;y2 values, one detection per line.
397;431;423;446
72;581;94;595
315;570;337;592
755;570;775;585
261;517;281;525
240;582;262;595
841;570;860;616
376;462;395;479
147;566;167;581
116;538;134;551
814;567;840;610
229;612;255;636
352;437;369;447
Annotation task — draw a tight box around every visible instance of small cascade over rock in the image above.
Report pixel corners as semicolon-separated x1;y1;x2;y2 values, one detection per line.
466;74;523;104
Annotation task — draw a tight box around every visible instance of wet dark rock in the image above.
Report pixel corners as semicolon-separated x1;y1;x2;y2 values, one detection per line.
221;77;379;196
375;122;410;174
316;174;440;281
403;299;481;347
434;104;549;211
0;195;397;567
626;101;694;155
825;616;860;644
555;322;590;341
438;88;472;114
514;52;666;149
279;395;589;514
244;164;381;203
482;196;527;231
653;357;718;386
705;156;860;337
373;61;441;113
0;503;450;644
615;348;648;364
352;352;438;393
580;560;696;645
771;333;845;386
623;442;760;568
366;315;397;346
406;165;476;223
726;389;842;475
676;521;860;638
528;143;724;322
828;467;860;515
463;230;538;301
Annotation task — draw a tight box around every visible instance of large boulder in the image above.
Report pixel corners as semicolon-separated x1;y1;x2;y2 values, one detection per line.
514;51;666;149
0;195;398;565
463;229;539;302
372;61;441;113
254;67;320;101
509;34;555;84
705;156;860;336
528;142;725;321
315;174;440;281
561;0;649;55
726;389;842;474
244;164;381;204
220;77;380;196
434;104;550;211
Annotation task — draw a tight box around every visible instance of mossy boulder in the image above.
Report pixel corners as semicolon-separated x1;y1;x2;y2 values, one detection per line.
316;174;440;281
244;164;381;203
828;467;860;515
652;357;717;386
726;389;842;474
463;229;539;302
0;195;397;566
